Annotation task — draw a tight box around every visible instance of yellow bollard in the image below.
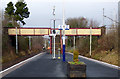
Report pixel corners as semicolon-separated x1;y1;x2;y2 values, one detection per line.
58;57;61;59
58;48;61;59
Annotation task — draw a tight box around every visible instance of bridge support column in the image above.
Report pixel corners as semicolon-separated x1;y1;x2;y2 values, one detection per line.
16;27;18;54
60;30;63;54
50;36;52;54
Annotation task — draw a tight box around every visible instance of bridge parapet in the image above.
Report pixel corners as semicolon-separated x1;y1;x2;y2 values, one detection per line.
8;27;101;36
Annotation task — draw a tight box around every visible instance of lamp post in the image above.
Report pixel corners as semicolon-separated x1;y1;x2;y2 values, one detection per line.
53;6;56;59
58;0;69;61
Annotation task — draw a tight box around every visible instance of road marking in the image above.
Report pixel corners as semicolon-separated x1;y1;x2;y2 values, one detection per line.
67;52;120;70
0;52;44;77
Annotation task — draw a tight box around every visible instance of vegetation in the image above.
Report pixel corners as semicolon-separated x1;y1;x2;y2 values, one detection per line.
66;17;99;48
67;17;118;66
2;1;44;70
5;0;30;26
69;50;84;65
73;50;79;62
66;17;88;28
69;61;84;65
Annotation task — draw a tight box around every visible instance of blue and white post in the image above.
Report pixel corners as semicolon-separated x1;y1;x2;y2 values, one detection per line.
62;0;66;62
63;25;65;62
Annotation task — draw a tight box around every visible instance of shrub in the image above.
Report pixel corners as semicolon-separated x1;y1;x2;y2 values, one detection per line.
7;23;14;27
69;49;74;53
68;50;85;65
69;61;84;65
73;50;79;62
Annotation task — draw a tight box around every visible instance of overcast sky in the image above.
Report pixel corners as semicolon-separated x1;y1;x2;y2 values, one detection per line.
1;0;119;28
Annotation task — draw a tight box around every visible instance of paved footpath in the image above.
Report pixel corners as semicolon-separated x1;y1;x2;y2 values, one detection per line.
66;53;119;77
3;52;67;77
2;52;120;78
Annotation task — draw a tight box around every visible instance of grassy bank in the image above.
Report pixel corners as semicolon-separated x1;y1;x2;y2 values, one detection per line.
2;49;42;70
85;50;118;66
69;49;118;66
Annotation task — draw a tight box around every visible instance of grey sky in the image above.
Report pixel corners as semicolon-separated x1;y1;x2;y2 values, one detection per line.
1;0;119;28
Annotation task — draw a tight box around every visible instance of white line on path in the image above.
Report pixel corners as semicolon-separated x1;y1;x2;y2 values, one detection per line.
67;52;120;70
0;52;44;78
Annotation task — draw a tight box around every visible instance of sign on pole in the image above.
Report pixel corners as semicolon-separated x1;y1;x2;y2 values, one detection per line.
58;25;69;30
58;25;63;30
65;25;69;30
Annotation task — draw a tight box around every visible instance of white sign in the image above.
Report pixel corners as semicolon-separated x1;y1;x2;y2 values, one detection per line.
65;25;69;30
62;36;67;39
49;34;56;37
58;25;63;30
58;25;69;30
